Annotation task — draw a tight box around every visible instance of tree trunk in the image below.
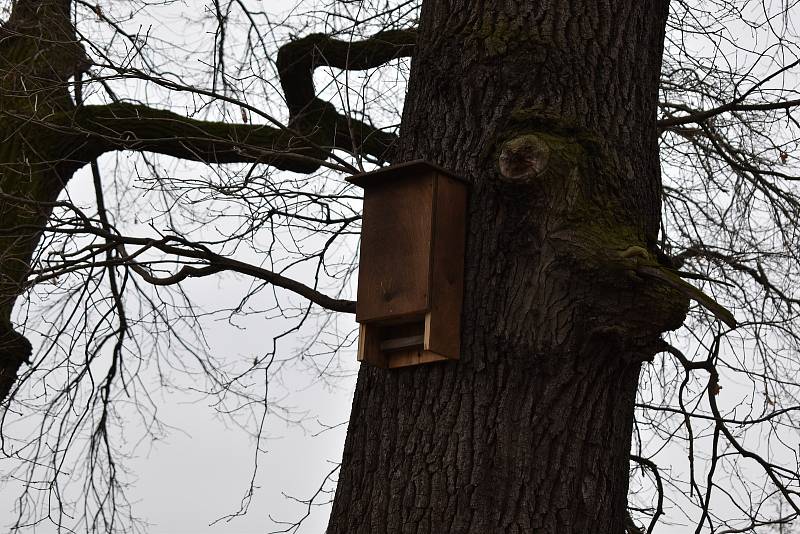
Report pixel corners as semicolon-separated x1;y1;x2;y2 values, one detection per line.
328;2;686;533
0;0;87;400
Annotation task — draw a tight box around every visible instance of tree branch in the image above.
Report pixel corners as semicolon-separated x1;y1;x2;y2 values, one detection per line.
630;455;665;534
41;93;400;173
658;58;800;129
277;29;416;117
71;28;417;170
64;103;333;172
123;246;358;314
658;97;800;129
23;222;358;314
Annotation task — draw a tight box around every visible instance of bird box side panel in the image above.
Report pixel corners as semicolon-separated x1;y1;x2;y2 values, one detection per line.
357;323;388;368
425;173;468;359
355;175;435;323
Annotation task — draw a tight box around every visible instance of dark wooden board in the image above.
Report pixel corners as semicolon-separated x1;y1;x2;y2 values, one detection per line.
357;321;451;368
355;174;434;322
424;173;468;360
357;323;387;367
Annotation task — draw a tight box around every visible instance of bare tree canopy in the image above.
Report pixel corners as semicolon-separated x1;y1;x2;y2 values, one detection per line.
1;0;800;532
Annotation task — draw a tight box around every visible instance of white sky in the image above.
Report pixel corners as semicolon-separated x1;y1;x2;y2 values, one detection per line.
0;159;360;532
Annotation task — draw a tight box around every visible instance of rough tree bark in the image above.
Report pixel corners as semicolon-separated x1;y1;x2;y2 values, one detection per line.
327;2;686;533
0;0;85;399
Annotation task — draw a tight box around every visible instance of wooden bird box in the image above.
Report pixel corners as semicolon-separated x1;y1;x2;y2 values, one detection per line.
347;160;468;368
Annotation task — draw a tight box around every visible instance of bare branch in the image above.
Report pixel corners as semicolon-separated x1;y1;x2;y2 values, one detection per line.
277;29;416;117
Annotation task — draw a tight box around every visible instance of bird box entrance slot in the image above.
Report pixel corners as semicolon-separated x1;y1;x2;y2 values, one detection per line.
358;319;450;368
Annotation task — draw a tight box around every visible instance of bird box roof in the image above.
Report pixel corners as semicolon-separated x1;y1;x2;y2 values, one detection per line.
346;160;465;188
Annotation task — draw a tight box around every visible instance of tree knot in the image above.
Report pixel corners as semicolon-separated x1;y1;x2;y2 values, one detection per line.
498;134;551;182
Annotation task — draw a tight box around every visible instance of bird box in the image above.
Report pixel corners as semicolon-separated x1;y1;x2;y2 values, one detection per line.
347;160;468;368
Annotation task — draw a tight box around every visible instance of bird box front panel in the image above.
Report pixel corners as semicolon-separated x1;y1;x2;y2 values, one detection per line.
355;174;435;323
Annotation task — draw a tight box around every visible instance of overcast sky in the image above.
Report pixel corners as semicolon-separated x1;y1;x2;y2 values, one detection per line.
2;1;799;532
0;162;361;533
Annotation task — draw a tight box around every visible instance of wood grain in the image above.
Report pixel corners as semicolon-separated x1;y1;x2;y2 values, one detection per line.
355;174;435;322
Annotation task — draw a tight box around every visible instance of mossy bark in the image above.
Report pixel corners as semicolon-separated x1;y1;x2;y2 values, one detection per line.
328;2;685;533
